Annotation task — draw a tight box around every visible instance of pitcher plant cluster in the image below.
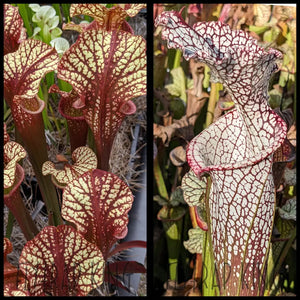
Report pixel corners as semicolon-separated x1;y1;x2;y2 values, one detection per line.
4;3;146;296
3;3;297;297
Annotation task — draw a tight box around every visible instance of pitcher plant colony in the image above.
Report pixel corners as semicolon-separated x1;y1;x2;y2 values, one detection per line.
3;3;297;298
154;3;295;296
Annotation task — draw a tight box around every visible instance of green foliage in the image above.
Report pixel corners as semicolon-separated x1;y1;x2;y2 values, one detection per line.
183;227;205;254
165;67;192;103
29;4;62;44
169;98;186;120
16;4;34;36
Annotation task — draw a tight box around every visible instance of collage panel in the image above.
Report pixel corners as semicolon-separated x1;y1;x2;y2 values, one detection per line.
2;2;297;298
153;3;296;297
3;3;147;296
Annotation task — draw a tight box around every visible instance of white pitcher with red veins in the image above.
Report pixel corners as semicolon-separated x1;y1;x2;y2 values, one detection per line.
156;9;287;296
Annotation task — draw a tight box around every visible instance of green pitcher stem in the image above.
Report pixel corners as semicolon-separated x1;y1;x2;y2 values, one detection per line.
154;156;169;200
205;83;222;128
163;218;183;282
5;210;15;239
202;177;220;296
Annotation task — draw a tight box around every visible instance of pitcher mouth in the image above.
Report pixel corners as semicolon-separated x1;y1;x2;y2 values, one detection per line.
187;109;287;177
13;95;45;115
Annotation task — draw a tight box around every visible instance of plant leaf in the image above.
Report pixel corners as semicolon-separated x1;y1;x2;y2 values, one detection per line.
3;238;28;296
181;170;208;230
4;142;26;189
4;4;27;55
42;146;97;188
181;170;207;207
165;67;188;102
49;84;88;152
156;11;288;295
183;227;205;254
4;39;59;106
253;4;272;26
277;197;296;221
169;187;186;207
108;240;146;258
4;123;10;144
4;11;62;227
155;11;286;156
62;21;87;33
61;169;134;259
4;238;13;258
69;3;146;31
8;95;46;137
169;145;186;166
117;4;146;17
157;205;186;222
158;205;185;282
104;261;146;291
4;289;30;297
19;225;104;296
57;29;146;170
153;195;169;206
106;261;146;276
187;108;280;295
283;167;296;186
49;84;83;118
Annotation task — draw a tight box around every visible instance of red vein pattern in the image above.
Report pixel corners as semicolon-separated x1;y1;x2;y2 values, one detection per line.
49;84;88;152
68;3;146;32
155;11;286;155
4;4;26;55
4;39;59;106
4;123;10;144
156;10;287;296
19;225;104;296
181;170;208;230
58;29;146;170
3;37;62;226
42;146;97;188
61;169;134;259
4;238;29;296
187;110;276;295
4;141;26;189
